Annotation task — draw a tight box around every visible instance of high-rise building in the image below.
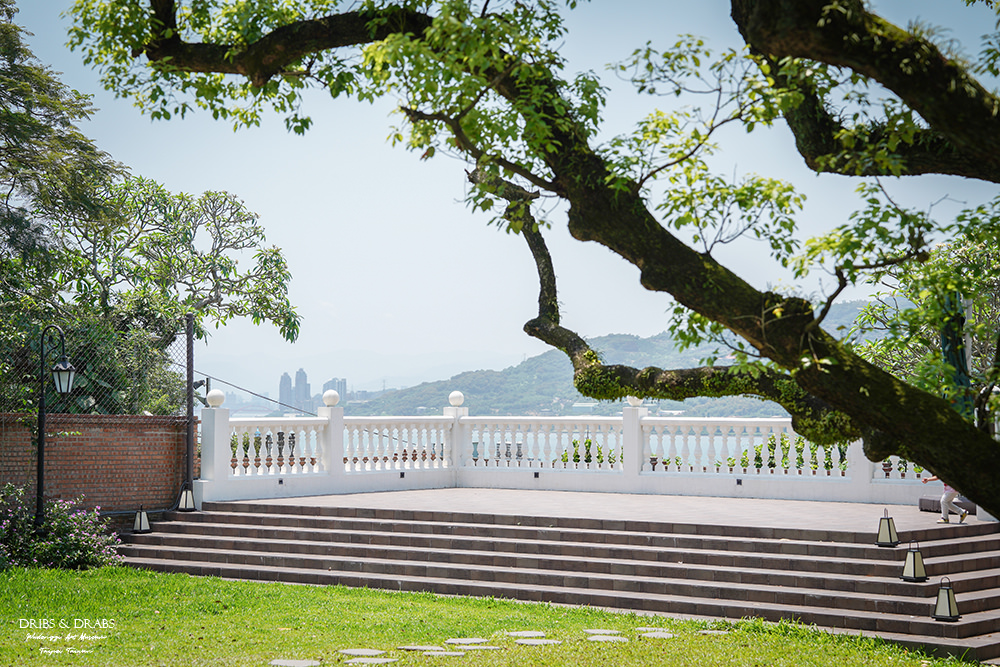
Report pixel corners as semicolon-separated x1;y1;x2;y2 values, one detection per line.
294;368;310;408
278;372;292;408
323;377;348;397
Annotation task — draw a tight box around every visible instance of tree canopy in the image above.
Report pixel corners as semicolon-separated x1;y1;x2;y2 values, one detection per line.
68;0;1000;515
1;0;299;416
54;175;300;343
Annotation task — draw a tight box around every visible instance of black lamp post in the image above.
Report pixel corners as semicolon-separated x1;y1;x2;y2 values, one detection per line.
34;325;76;529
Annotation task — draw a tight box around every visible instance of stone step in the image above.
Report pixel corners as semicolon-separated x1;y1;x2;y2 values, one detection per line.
119;537;1000;619
163;509;995;566
122;554;1000;647
132;524;1000;598
139;520;1000;593
200;501;998;544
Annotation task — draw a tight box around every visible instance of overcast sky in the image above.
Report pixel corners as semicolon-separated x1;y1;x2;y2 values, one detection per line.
15;0;998;399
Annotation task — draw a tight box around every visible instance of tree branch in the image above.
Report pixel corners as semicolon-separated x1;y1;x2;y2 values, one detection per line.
143;2;433;87
405;107;558;193
731;0;1000;183
473;167;859;445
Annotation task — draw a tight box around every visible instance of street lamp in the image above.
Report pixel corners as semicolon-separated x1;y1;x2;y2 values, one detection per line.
35;325;76;529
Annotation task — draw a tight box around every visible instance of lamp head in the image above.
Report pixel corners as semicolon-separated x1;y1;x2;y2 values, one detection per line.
50;357;76;395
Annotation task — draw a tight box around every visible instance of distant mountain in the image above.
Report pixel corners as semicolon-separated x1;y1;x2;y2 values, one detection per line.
346;301;868;417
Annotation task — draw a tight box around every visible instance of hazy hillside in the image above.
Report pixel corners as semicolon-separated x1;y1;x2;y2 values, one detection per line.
347;301;868;417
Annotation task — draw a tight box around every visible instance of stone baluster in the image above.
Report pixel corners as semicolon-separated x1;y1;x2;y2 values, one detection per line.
705;426;718;473
297;428;307;471
545;423;556;468
276;430;285;470
287;431;297;472
252;429;262;475
690;425;703;473
307;425;318;471
641;422;654;472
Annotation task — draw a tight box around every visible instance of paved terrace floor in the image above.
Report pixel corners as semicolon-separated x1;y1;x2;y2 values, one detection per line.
248;488;990;535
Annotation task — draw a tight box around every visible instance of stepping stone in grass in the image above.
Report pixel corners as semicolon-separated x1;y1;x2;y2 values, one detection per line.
462;646;501;650
398;645;446;651
588;635;628;642
345;659;397;665
641;632;677;640
340;649;386;656
269;661;320;667
445;638;488;645
515;639;562;646
505;631;546;638
583;629;619;634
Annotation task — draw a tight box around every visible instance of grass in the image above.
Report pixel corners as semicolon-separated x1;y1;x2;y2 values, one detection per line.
0;567;970;667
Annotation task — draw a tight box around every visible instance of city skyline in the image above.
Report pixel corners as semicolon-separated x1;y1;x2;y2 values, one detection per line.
274;368;386;414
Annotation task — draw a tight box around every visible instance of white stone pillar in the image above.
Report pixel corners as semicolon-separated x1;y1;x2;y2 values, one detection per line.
444;390;470;470
318;390;345;483
844;439;876;501
194;390;230;507
623;398;649;480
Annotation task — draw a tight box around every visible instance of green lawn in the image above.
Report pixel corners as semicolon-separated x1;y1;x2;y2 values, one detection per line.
0;567;968;666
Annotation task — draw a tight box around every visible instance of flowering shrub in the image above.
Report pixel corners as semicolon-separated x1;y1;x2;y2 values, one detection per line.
0;483;123;569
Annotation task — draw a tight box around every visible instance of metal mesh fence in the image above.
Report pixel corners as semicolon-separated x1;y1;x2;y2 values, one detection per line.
1;310;189;419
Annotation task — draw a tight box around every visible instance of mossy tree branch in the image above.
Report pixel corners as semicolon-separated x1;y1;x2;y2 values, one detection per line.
472;168;860;446
732;0;1000;182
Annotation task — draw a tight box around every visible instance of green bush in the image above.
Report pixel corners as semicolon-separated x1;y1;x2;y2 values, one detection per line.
0;483;123;569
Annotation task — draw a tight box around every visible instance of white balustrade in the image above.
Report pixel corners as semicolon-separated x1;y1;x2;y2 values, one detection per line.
462;417;623;471
876;453;926;481
192;391;931;508
227;417;329;477
343;417;453;472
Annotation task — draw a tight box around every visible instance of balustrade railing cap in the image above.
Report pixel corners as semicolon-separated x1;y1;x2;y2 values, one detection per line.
206;389;225;407
323;389;340;407
449;390;465;407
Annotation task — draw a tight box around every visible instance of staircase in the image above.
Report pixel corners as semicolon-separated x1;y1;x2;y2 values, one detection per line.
121;499;1000;662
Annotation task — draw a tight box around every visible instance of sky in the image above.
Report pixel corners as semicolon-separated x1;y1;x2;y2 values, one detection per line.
14;0;1000;400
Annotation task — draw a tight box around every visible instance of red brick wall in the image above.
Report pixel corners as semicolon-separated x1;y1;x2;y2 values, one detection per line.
0;413;199;513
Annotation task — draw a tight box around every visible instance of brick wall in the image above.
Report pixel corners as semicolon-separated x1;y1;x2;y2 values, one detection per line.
0;413;199;513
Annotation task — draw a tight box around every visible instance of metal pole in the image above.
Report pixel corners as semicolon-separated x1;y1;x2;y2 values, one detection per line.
34;335;47;529
34;324;65;529
185;313;195;487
